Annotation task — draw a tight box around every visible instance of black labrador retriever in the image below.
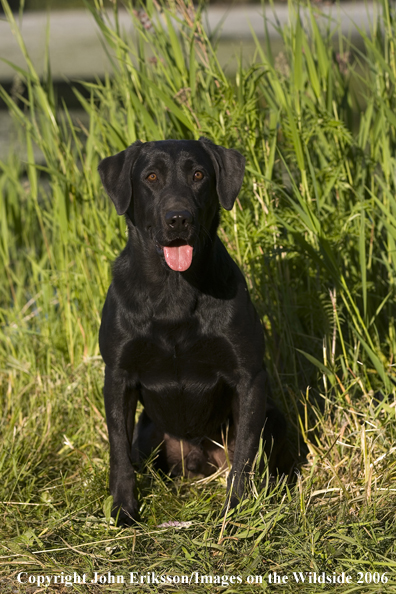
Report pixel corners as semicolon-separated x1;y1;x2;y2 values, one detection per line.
98;137;286;525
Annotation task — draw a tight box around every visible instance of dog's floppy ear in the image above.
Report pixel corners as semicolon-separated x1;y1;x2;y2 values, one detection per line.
199;137;245;210
98;141;143;215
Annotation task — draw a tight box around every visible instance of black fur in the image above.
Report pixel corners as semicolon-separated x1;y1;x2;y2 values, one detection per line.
98;138;287;525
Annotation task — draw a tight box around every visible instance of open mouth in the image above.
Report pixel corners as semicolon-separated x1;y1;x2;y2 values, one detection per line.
156;239;193;272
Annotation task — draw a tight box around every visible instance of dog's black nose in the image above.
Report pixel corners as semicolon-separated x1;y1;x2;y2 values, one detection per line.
165;210;193;231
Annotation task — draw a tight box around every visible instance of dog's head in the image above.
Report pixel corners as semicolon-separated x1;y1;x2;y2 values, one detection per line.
98;138;245;272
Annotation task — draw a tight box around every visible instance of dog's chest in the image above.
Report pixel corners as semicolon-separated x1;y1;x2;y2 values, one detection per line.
121;319;237;388
122;319;237;437
122;335;235;382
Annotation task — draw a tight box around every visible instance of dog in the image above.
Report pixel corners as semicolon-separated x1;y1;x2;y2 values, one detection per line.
98;137;287;525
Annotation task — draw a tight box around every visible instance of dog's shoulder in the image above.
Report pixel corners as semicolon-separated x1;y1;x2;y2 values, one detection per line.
99;283;124;367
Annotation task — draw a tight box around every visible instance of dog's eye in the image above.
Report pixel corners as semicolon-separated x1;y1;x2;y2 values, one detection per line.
147;173;157;182
193;170;204;181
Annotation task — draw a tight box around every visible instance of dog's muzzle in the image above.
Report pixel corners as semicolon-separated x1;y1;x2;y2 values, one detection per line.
156;210;194;272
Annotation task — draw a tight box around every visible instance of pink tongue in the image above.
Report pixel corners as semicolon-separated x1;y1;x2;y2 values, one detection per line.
163;245;193;271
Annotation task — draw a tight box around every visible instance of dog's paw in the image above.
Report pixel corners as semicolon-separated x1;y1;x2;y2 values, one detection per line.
220;494;242;518
112;502;140;526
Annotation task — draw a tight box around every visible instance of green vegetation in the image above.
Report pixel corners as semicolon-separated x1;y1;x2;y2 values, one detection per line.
1;0;396;590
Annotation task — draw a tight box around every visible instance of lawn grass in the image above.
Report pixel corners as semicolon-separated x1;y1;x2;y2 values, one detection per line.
1;0;396;591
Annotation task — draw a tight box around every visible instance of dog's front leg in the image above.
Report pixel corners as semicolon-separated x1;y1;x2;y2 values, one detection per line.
223;369;269;513
104;366;139;525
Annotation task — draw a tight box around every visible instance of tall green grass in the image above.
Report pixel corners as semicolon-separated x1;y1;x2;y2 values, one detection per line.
1;0;396;590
